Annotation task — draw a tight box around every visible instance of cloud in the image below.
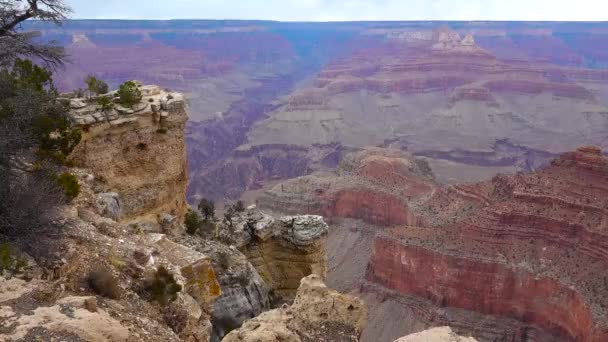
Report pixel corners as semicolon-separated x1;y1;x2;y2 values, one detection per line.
65;0;608;21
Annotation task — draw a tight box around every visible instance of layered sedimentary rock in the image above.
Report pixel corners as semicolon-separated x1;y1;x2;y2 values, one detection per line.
363;146;608;341
222;274;367;342
68;83;189;223
219;210;329;301
260;148;435;226
188;143;346;203
264;146;608;341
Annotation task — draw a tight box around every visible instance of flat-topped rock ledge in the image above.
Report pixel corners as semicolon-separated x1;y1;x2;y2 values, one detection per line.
60;81;186;127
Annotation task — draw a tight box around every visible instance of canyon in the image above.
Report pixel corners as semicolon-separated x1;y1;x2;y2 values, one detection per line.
27;20;608;204
258;145;608;341
11;19;608;342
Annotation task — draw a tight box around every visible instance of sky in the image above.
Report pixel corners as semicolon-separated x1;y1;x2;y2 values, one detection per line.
66;0;608;21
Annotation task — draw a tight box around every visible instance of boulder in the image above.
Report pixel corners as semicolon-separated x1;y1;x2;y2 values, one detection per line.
394;327;478;342
95;192;121;221
222;275;367;342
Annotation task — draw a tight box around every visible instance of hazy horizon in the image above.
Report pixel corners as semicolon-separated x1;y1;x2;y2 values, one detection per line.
65;0;608;22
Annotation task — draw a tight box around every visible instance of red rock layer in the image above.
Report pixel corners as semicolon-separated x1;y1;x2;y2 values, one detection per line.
313;28;606;101
366;238;608;341
362;146;608;341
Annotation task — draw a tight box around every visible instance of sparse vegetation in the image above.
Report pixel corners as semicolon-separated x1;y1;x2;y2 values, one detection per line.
56;172;80;200
88;267;121;299
97;95;114;121
116;81;142;108
184;209;203;235
156;127;168;134
198;198;215;221
233;200;245;213
223;206;235;227
145;266;182;307
85;75;109;96
0;242;27;274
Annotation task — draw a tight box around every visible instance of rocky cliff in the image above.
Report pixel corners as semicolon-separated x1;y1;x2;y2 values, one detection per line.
216;210;330;302
222;274;367;342
261;146;608;341
68;82;189;224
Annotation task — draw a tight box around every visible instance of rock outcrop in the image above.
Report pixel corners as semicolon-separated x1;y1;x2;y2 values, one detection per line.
222;274;367;342
264;146;608;341
220;210;330;301
68;82;189;223
395;327;477;342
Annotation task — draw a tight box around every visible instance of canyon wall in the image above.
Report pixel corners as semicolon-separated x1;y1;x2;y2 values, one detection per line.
68;83;189;223
217;211;330;302
261;146;608;341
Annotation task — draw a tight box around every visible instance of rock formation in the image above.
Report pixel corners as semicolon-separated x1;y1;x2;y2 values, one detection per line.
68;82;189;224
218;210;330;301
222;274;367;342
260;148;436;226
394;327;477;342
261;146;608;341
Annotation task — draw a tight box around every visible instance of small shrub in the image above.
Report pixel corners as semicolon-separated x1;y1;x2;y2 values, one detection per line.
184;210;203;235
148;98;154;103
85;75;109;96
56;173;80;201
223;206;235;227
97;95;114;114
0;243;25;274
88;267;121;299
145;266;182;306
233;200;245;213
116;81;142;108
156;128;168;134
33;114;82;162
198;198;215;221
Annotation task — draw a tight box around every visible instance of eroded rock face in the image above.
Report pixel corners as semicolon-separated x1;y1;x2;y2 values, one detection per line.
395;327;477;342
363;146;608;341
225;211;329;301
265;146;608;341
260;148;435;226
222;274;367;342
69;84;189;223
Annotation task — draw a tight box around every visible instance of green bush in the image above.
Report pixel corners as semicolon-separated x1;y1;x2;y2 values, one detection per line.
116;81;142;108
56;172;80;200
33;114;82;163
146;266;182;306
156;127;168;134
184;210;203;235
0;243;28;275
85;75;109;96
